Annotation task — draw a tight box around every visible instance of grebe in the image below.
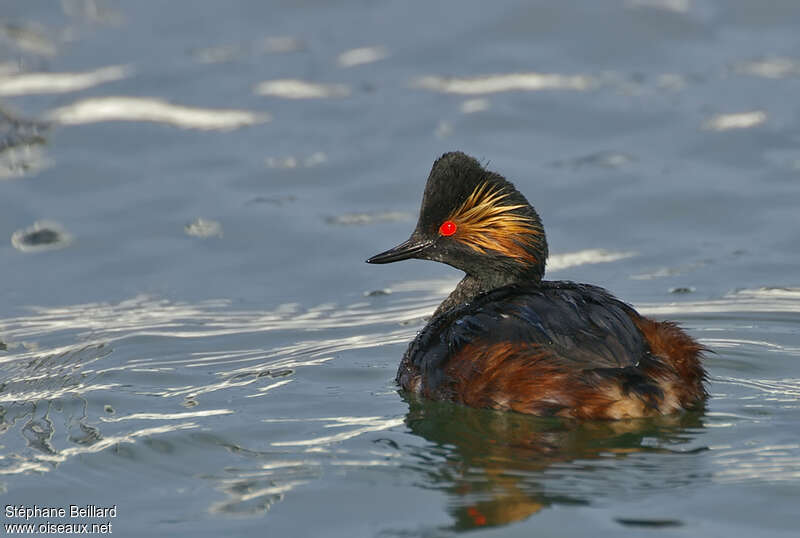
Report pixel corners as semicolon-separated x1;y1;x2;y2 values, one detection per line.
367;152;706;419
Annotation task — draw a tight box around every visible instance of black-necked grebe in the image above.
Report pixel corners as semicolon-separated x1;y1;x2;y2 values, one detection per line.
367;152;706;419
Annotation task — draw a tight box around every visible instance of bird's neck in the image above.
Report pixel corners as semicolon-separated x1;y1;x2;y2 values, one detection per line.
432;272;535;318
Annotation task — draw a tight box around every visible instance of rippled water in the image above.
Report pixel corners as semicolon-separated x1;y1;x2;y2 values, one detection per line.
2;1;800;536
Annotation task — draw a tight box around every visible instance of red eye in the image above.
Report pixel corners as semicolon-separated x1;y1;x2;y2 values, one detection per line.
439;220;457;236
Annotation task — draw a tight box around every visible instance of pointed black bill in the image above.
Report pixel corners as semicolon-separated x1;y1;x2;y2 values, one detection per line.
366;237;433;264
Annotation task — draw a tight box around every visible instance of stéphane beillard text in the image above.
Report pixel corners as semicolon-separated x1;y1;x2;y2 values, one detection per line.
5;504;118;520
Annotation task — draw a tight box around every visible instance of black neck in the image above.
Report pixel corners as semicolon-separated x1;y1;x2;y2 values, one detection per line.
432;272;536;318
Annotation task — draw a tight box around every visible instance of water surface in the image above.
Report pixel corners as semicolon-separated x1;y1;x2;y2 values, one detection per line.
2;1;799;536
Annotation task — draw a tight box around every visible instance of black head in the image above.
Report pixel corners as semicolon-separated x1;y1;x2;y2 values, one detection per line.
367;152;548;286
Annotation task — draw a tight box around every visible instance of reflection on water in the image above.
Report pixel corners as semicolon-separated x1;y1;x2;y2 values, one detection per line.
11;220;73;252
460;98;490;114
254;79;351;99
0;284;427;479
713;443;800;483
326;211;413;226
551;151;636;169
0;65;131;97
185;218;224;239
0;281;797;527
3;2;800;531
414;70;698;99
403;396;705;530
735;57;800;79
337;46;388;68
208;454;322;516
703;111;767;131
0;107;49;180
0;144;50;180
414;72;595;94
624;0;690;13
46;96;269;130
191;36;305;64
265;152;327;169
266;416;405;447
61;0;122;24
0;22;58;56
638;287;800;315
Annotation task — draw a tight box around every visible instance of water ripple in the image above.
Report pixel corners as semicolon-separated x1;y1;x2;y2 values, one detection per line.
638;287;800;315
99;409;234;422
2;422;199;475
46;96;269;130
413;72;595;95
0;295;431;346
10;221;73;252
254;79;350;99
0;65;131;96
713;444;800;484
715;377;800;399
337;46;387;68
703;111;767;131
735;57;800;79
0;274;797;503
265;416;405;448
624;0;690;13
191;36;304;64
0;22;57;56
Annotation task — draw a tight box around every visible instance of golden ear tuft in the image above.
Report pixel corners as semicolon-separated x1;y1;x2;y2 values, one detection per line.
447;182;541;262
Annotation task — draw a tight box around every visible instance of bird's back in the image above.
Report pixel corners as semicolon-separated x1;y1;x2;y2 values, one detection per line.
398;281;706;418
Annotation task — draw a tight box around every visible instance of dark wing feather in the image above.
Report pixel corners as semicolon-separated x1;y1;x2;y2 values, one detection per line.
454;282;646;367
401;281;651;395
